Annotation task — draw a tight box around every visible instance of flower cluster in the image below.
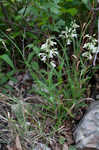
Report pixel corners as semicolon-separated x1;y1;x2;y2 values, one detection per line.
59;20;79;45
39;37;58;68
39;20;80;67
82;34;98;60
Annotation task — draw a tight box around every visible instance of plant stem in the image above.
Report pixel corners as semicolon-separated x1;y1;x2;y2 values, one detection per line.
93;0;99;66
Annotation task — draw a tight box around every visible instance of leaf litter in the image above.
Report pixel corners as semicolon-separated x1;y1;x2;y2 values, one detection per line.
0;71;98;150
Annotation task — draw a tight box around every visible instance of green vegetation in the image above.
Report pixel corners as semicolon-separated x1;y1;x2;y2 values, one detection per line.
0;0;99;149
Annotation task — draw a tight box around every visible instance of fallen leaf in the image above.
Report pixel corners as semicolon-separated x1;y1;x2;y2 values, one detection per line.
15;135;22;150
7;145;14;150
54;143;61;150
62;143;68;150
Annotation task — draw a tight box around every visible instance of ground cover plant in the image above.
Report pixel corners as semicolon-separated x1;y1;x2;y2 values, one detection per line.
0;0;99;149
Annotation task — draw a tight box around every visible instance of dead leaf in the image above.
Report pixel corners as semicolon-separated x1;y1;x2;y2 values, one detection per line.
15;135;22;150
62;143;68;150
6;28;12;32
54;143;61;150
7;145;14;150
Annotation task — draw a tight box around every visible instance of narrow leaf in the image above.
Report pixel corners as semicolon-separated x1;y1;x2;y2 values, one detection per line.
0;54;15;69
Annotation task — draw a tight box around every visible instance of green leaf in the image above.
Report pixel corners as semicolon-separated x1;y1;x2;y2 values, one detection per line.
0;75;8;85
7;70;15;77
56;19;65;27
27;52;35;64
59;136;65;144
0;54;15;69
50;6;60;14
66;0;73;1
26;43;34;49
31;61;39;70
82;0;91;9
4;84;14;92
69;146;77;150
65;8;78;16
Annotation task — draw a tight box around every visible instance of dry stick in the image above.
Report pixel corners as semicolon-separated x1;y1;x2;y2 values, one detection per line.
70;98;95;112
93;0;99;66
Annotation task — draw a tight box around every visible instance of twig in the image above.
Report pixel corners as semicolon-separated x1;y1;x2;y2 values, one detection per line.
70;97;95;111
23;95;47;105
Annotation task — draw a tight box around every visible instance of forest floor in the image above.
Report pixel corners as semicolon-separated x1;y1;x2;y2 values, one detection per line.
0;68;99;150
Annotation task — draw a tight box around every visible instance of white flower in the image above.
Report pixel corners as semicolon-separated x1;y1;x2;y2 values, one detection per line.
53;49;58;55
83;43;88;48
72;23;79;28
71;20;79;29
84;34;90;38
50;61;56;68
49;40;57;46
39;53;47;62
49;50;53;58
83;34;98;61
67;39;71;45
59;20;79;45
71;33;77;38
39;53;45;57
46;37;57;47
41;43;47;49
82;52;92;60
92;47;98;54
83;43;95;50
61;31;66;34
41;55;47;62
59;34;65;39
90;43;96;50
39;37;58;67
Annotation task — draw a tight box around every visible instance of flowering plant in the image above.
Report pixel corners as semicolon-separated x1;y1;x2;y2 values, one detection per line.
82;34;98;60
39;37;58;68
39;20;80;67
39;20;98;68
59;20;79;45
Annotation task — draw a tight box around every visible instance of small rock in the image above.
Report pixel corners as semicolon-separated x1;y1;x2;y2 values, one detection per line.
8;80;14;86
23;72;32;81
54;143;62;150
96;95;99;100
73;101;99;150
34;143;51;150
